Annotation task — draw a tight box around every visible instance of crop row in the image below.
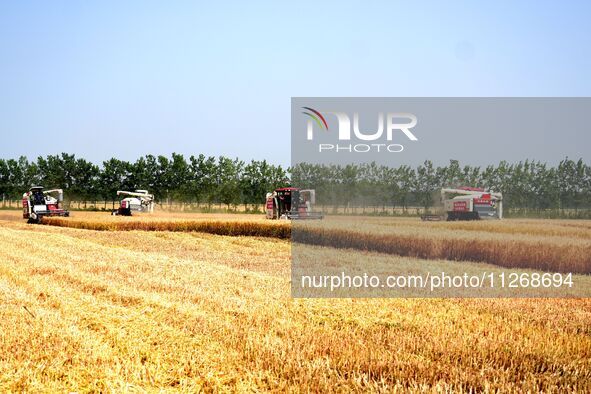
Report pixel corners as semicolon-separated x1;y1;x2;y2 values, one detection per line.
40;216;591;273
292;227;591;274
41;217;291;239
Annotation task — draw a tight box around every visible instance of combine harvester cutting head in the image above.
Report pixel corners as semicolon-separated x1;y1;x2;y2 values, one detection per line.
112;190;155;216
22;186;70;224
265;187;324;220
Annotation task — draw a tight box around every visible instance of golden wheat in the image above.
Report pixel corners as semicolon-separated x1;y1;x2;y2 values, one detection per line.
293;226;591;274
0;220;590;392
324;215;591;239
41;215;290;239
24;211;591;273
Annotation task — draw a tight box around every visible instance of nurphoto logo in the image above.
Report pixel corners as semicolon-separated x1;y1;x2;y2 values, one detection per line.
303;107;419;153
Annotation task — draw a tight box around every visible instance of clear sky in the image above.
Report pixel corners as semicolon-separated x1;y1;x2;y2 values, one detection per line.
1;1;590;168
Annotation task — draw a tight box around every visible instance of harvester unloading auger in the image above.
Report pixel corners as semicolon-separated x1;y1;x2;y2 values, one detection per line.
112;190;155;216
22;186;70;224
422;187;503;221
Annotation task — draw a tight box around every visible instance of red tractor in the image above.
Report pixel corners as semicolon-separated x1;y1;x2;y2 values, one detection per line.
265;187;323;220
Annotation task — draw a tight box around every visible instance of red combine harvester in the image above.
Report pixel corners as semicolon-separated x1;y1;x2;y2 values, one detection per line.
441;187;503;221
265;187;324;220
22;186;70;224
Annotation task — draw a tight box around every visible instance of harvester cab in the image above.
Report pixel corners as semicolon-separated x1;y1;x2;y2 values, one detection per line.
441;187;503;221
112;190;155;216
22;186;70;224
265;187;324;220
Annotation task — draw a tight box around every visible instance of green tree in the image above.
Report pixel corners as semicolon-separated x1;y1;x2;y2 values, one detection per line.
99;158;131;207
188;154;218;207
414;160;437;210
216;157;244;209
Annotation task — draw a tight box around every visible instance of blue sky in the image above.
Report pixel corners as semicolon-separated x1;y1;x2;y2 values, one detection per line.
1;1;590;167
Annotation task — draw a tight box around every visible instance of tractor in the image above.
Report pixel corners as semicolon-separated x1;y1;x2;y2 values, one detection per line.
22;186;70;224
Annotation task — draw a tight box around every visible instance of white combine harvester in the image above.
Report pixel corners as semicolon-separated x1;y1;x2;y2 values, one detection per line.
112;190;155;216
22;186;70;224
265;187;324;220
422;187;503;221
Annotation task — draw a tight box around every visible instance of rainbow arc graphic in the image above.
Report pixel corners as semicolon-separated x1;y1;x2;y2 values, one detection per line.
302;107;328;130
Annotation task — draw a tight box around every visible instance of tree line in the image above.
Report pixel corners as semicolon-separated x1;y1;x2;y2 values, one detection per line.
291;159;591;215
0;153;288;209
1;154;590;216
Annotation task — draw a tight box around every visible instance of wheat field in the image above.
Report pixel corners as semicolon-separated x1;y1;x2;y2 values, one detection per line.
45;213;591;274
8;211;591;274
292;221;591;274
0;212;590;392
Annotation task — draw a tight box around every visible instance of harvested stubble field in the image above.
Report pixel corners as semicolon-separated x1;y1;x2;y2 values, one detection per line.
0;211;590;391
